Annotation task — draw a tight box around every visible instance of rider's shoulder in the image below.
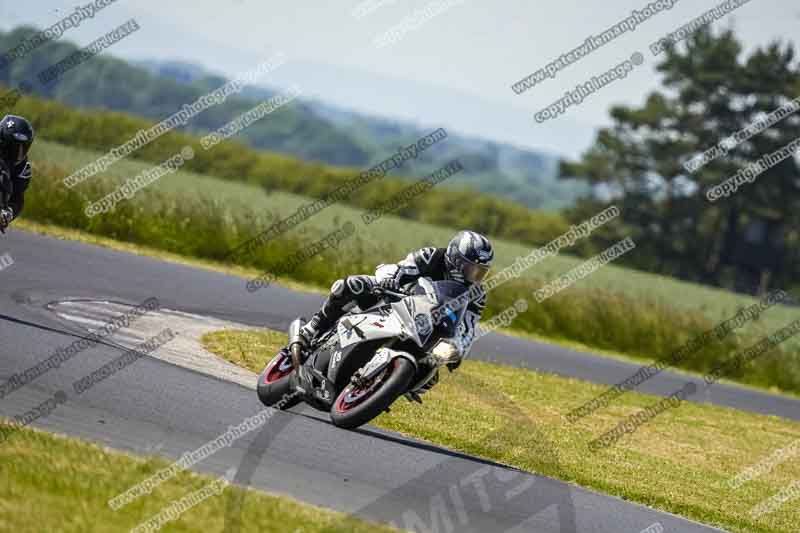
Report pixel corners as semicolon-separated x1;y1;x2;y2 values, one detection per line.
412;246;445;265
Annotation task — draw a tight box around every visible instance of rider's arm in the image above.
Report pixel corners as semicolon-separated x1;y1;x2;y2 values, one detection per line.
374;246;438;286
7;162;31;220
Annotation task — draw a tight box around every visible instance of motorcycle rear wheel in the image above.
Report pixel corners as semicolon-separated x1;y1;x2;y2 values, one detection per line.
257;350;303;410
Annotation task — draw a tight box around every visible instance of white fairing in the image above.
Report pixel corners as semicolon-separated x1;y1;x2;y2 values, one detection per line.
337;313;405;348
361;347;417;379
359;348;392;379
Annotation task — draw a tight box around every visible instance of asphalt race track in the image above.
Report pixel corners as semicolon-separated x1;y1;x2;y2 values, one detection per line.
4;229;791;531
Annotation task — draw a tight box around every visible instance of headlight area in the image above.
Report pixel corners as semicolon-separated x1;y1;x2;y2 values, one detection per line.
431;340;460;364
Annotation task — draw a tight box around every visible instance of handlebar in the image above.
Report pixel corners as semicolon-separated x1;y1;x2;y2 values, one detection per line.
371;286;409;300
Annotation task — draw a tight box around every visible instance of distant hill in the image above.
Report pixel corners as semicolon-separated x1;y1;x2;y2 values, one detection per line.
0;25;589;210
136;59;590;210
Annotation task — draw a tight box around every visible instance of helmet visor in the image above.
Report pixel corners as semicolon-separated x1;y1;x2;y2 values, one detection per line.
13;133;31;163
12;144;27;164
463;261;490;284
3;135;31;165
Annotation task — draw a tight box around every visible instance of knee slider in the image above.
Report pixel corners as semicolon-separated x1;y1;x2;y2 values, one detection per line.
345;276;367;295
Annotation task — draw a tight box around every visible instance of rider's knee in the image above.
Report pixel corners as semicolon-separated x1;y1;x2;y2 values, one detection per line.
329;276;372;305
343;276;370;296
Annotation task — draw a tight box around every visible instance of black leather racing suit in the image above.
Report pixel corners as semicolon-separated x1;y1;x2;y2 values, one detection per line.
0;159;32;224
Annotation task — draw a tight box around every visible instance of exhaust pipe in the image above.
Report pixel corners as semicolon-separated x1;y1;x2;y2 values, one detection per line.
287;318;305;369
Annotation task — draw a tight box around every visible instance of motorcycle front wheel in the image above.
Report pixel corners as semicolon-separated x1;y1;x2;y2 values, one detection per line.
329;358;415;429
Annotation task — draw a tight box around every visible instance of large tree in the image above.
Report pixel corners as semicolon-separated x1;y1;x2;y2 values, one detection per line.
561;27;800;294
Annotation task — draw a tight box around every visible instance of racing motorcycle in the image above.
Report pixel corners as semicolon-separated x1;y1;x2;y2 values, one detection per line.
256;277;469;429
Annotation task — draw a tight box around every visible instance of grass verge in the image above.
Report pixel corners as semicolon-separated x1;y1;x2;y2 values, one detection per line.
202;328;800;533
0;424;396;532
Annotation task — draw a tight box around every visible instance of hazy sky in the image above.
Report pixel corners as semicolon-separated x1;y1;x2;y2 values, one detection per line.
2;1;799;158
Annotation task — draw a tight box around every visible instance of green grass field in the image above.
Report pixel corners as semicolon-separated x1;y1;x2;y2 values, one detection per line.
33;139;800;326
22;139;800;394
203;328;800;533
0;423;396;533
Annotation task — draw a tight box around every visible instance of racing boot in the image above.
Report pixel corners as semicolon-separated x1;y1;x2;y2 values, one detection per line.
297;314;325;347
298;303;343;347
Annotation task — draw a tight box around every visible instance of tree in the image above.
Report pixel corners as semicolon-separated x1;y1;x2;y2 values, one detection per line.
561;27;800;294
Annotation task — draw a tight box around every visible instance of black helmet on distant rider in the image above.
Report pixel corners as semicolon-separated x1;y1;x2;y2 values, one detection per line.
0;115;34;166
445;230;493;284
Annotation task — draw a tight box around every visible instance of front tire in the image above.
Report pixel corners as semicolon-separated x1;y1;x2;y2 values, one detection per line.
330;358;415;430
257;351;302;410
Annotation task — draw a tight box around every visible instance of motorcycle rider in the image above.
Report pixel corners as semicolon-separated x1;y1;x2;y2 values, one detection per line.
295;230;494;394
0;115;34;233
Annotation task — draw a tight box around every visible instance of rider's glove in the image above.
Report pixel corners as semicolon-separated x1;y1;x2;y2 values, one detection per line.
0;207;13;231
405;368;439;404
378;277;400;292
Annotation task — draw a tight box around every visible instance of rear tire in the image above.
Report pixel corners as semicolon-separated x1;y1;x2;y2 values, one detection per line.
257;351;302;410
330;358;415;430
